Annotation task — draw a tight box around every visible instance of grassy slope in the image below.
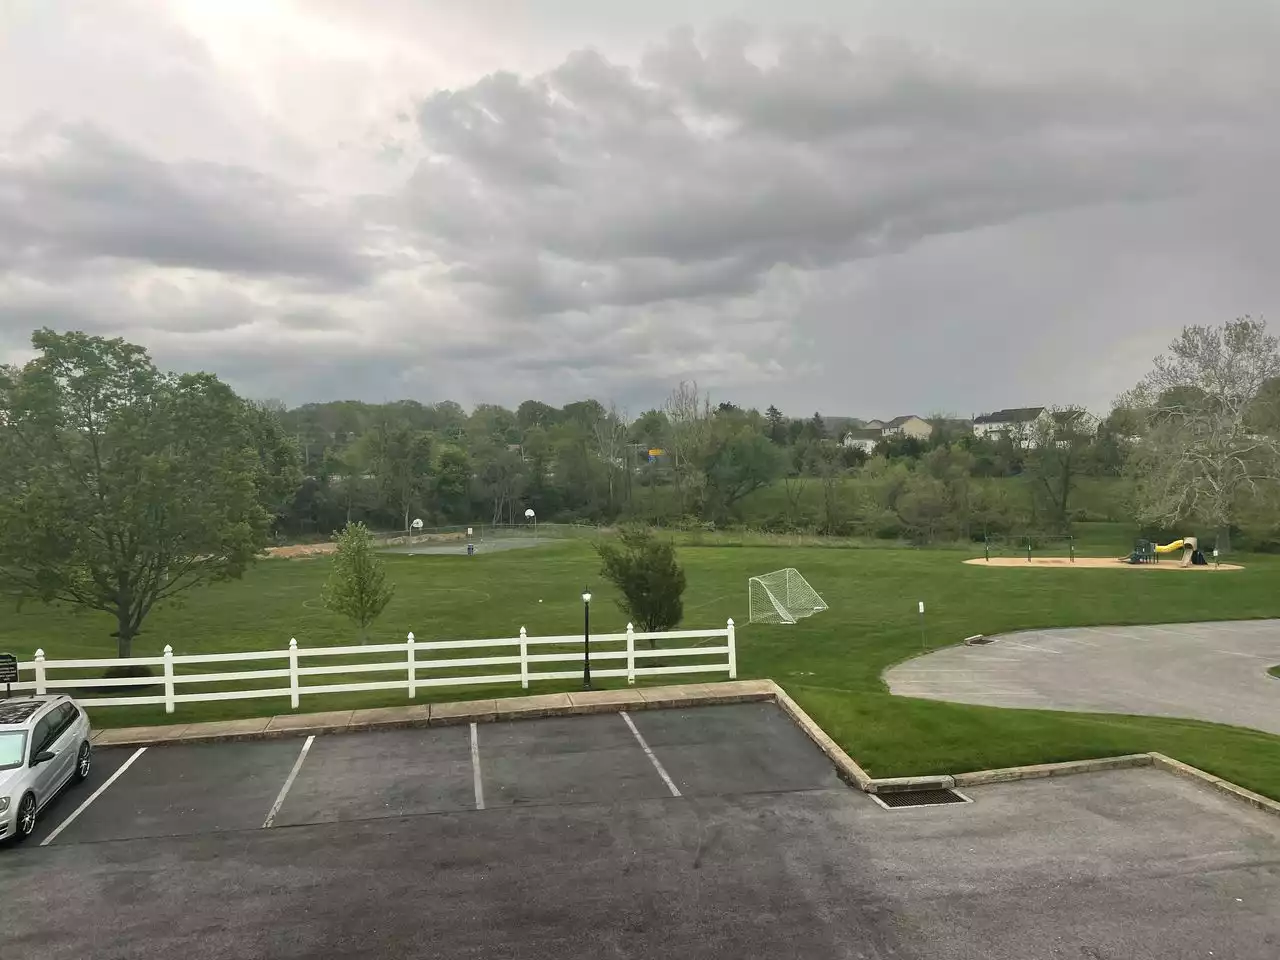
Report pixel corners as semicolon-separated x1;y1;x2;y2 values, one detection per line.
2;537;1277;799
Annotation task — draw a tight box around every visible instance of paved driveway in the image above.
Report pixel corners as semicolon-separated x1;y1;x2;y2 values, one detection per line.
886;619;1280;734
3;702;1279;959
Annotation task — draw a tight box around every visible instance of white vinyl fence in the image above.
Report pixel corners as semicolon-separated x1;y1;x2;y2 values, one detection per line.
8;620;736;715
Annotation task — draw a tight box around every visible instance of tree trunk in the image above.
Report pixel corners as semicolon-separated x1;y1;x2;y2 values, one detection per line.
115;607;134;659
1217;525;1231;554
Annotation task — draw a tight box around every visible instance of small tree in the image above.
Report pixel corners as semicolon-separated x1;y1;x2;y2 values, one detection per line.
321;522;395;643
595;527;687;642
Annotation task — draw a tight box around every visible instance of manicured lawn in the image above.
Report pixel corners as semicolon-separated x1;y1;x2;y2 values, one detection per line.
3;537;1278;800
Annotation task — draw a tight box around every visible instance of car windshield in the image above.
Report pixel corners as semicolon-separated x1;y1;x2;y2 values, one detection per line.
0;730;28;770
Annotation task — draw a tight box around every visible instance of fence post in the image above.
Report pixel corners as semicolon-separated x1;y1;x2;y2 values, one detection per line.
288;638;300;710
519;627;529;689
726;618;737;679
163;645;175;714
626;623;636;685
407;632;417;699
34;649;46;696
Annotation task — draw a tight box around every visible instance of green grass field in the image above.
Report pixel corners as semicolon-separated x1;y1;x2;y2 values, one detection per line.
3;533;1278;800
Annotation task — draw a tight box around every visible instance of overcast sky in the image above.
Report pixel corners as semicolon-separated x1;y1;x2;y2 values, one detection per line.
2;1;1277;420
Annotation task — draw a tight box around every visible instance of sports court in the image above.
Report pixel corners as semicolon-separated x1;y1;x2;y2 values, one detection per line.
3;702;1278;959
379;536;550;556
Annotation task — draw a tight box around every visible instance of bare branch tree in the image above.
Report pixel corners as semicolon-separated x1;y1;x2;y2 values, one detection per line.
1124;316;1280;551
591;403;630;512
663;381;710;515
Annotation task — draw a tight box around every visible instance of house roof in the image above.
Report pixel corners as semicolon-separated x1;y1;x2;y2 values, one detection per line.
884;414;924;428
974;407;1045;425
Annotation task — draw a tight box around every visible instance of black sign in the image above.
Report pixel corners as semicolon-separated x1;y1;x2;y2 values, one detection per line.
0;653;17;684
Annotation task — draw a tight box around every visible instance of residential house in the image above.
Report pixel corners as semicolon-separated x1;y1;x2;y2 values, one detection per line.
841;428;883;453
881;415;934;441
862;419;885;431
972;407;1050;448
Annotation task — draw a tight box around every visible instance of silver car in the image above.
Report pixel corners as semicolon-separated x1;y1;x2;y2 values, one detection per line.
0;695;94;843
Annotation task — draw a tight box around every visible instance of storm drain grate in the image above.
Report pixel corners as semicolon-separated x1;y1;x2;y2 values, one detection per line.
871;788;971;809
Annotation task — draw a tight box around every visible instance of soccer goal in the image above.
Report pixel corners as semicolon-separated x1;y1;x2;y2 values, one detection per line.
748;568;828;625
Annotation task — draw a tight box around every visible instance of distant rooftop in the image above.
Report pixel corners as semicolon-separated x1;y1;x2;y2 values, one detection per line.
974;407;1045;425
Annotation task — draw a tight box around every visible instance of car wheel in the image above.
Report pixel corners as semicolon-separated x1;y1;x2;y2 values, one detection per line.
14;792;37;842
74;741;92;782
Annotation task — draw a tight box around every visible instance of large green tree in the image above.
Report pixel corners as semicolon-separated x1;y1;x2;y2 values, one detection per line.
0;330;294;656
1026;407;1097;531
359;421;434;533
702;424;784;521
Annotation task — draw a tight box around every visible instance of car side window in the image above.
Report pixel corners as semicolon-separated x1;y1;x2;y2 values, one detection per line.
31;716;52;757
54;703;77;740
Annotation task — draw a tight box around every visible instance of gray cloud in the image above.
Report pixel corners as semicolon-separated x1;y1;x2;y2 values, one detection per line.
0;122;371;284
2;5;1279;418
406;29;1260;323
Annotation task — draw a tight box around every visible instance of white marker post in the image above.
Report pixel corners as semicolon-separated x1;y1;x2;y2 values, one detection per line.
918;600;926;652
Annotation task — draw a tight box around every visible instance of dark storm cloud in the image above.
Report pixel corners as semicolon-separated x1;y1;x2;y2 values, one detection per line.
406;30;1252;320
0;122;371;284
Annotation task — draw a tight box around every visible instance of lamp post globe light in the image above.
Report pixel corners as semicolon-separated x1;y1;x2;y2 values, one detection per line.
582;587;592;689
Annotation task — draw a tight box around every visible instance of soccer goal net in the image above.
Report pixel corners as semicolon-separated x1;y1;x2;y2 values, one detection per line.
748;568;828;625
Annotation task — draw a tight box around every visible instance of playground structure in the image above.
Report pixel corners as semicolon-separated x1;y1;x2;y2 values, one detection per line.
1123;537;1208;567
967;533;1240;570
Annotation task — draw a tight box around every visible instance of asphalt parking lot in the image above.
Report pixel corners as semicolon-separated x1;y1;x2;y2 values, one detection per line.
886;618;1280;734
3;702;1278;959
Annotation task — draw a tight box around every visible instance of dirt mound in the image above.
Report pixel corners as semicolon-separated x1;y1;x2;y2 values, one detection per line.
265;542;337;559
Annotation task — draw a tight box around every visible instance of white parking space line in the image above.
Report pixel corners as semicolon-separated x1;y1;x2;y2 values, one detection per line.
1000;641;1065;655
263;735;314;828
470;723;485;811
41;746;147;847
620;711;682;798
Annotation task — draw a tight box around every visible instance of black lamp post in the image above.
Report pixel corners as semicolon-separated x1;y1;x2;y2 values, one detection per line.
582;587;592;690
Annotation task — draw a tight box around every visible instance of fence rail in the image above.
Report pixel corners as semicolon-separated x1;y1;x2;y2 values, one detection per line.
6;620;736;714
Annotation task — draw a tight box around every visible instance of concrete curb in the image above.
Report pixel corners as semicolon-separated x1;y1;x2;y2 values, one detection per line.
768;683;876;791
1149;752;1280;818
88;680;778;747
951;754;1153;787
871;774;956;793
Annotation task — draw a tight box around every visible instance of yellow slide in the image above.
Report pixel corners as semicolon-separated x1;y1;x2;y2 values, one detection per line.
1154;539;1185;554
